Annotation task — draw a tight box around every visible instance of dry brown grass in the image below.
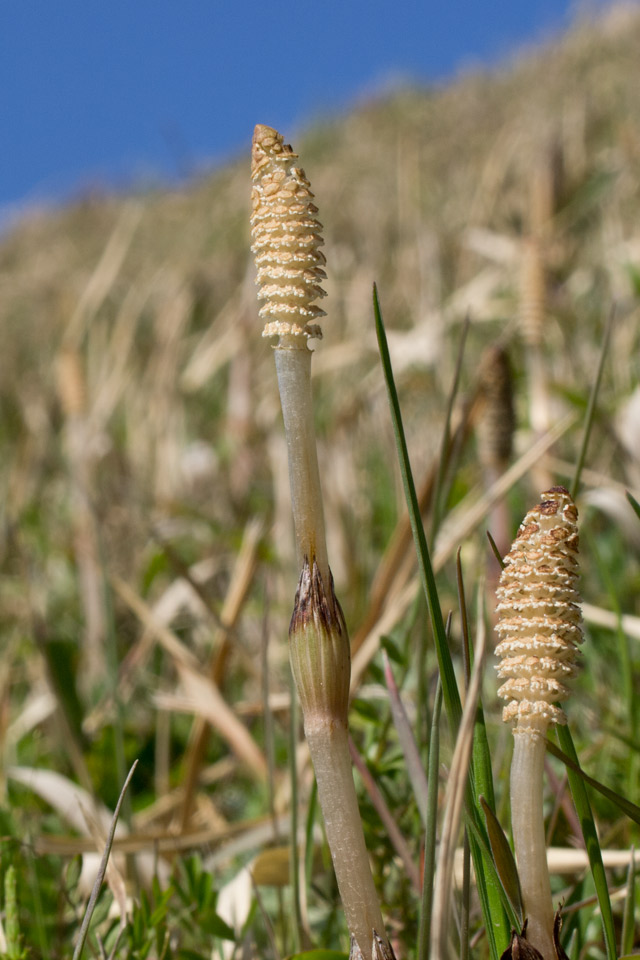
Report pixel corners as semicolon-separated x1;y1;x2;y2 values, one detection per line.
2;6;640;956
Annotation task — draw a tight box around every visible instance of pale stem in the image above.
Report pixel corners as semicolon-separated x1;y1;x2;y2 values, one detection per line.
274;334;389;958
511;729;555;960
305;716;386;959
274;338;330;585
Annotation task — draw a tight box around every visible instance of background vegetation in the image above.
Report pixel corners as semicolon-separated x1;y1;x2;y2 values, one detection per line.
1;6;640;957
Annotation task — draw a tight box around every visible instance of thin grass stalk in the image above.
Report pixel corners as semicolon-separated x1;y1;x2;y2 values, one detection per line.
564;304;618;960
544;739;640;826
570;307;614;501
24;840;48;960
486;531;505;572
56;347;106;694
99;539;133;838
250;875;282;960
554;725;617;960
3;867;21;960
416;595;430;772
431;314;470;538
479;796;524;929
30;614;94;796
459;832;471;960
355;374;479;656
112;574;267;777
383;651;429;825
621;846;636;957
476;344;515;566
154;705;170;799
304;780;319;903
431;614;487;960
348;737;421;893
179;519;261;828
374;284;509;958
71;761;137;960
627;491;640;522
353;477;436;657
373;285;457;727
518;231;552;493
417;681;442;960
64;203;141;347
586;526;639;795
545;760;578;843
457;565;472;960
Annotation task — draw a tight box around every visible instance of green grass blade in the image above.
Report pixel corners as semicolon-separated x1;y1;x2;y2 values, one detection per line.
486;530;505;571
72;760;138;960
349;737;422;892
305;779;318;899
460;832;471;960
586;527;639;792
3;867;25;960
468;744;509;954
383;651;429;824
431;619;489;960
570;308;614;500
374;286;508;957
621;846;635;957
23;839;49;959
100;532;133;835
545;738;640;826
456;564;497;817
479;797;523;928
554;725;617;960
457;555;510;951
431;313;470;537
626;491;640;523
457;548;471;687
373;284;460;730
418;681;442;960
289;951;348;960
463;811;521;934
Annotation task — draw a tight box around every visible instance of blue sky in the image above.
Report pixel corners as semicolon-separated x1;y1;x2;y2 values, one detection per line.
0;1;614;214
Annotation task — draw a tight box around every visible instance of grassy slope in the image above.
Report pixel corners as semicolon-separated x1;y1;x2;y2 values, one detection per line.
1;5;640;958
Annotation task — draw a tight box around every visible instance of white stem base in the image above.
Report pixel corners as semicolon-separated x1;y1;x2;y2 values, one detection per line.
305;717;386;960
511;731;555;960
